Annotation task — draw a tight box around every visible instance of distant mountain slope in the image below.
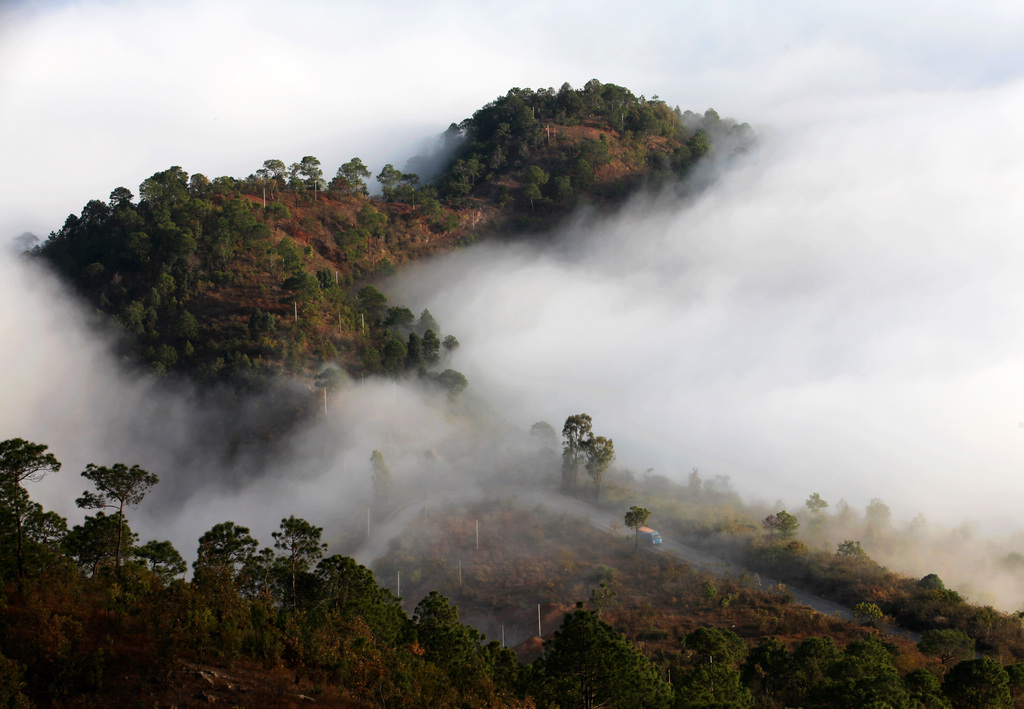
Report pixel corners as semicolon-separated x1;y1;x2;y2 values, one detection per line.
435;80;752;230
34;80;753;386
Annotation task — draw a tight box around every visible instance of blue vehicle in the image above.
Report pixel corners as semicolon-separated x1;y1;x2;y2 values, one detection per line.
638;526;662;545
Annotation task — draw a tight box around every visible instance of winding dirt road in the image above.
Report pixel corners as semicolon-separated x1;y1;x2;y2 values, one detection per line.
352;484;919;644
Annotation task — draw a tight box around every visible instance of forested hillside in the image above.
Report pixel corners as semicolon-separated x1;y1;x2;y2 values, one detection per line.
34;80;750;389
18;80;1024;708
4;431;1024;708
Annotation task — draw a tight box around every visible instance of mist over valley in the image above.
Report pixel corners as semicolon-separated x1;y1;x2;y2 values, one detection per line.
4;2;1024;704
6;80;1024;613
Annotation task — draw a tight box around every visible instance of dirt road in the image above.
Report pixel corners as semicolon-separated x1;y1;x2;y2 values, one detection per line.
352;485;919;643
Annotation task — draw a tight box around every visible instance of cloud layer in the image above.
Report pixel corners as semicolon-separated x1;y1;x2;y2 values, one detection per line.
4;0;1024;605
0;251;485;563
390;80;1024;529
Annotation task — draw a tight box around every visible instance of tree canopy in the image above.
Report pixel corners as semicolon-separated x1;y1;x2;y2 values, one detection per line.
624;506;652;551
537;605;672;708
0;438;61;579
76;462;158;570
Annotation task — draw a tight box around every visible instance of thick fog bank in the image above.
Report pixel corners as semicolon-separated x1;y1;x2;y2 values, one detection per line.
6;80;1024;608
391;82;1024;532
0;253;505;562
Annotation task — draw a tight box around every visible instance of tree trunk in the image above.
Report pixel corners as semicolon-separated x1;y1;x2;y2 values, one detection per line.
116;505;125;570
15;515;24;580
291;555;297;611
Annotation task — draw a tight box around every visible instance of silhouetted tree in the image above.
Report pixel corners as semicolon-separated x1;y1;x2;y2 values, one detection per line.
530;421;558;444
382;337;407;376
64;511;134;577
384;306;415;330
194;521;258;581
272;516;327;611
865;497;892;535
561;414;592;494
406;332;423;370
442;334;460;355
135;539;186;582
836;539;866;559
411;591;483;672
0;438;61;579
417;309;440;336
584;435;614;500
76;462;158;570
291;155;325;200
314;367;344;393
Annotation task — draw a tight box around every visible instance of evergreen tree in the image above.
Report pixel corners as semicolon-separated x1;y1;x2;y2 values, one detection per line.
943;657;1012;709
417;309;440;336
561;414;592;494
64;511;135;577
421;329;441;366
76;462;158;571
537;605;671;709
315;554;406;644
674;627;754;708
194;521;258;582
335;157;371;195
135;539;186;582
411;591;483;674
0;438;61;579
814;635;909;708
584;435;614;500
272;516;327;611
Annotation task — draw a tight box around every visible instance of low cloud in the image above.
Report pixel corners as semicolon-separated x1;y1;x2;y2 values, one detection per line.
0;252;493;563
5;80;1024;607
5;0;1024;608
391;80;1024;533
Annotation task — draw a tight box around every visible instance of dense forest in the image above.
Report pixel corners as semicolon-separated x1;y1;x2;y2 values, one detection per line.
7;81;1024;707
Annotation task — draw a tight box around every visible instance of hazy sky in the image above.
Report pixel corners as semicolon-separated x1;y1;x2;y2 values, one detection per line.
4;0;1024;587
3;0;1022;238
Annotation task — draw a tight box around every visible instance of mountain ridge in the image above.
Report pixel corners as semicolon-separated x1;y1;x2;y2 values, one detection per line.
32;80;752;391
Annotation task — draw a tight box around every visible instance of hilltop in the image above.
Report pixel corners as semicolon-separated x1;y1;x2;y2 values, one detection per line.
33;80;752;391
